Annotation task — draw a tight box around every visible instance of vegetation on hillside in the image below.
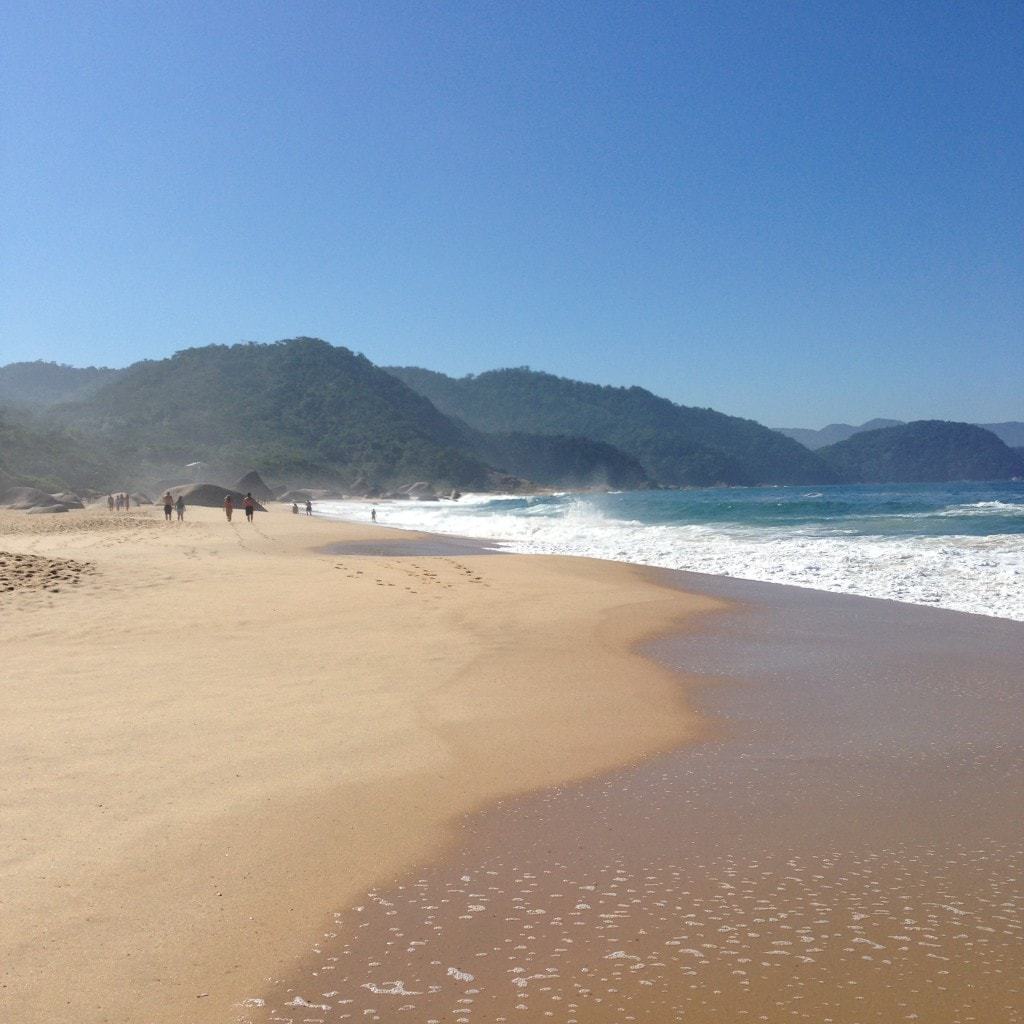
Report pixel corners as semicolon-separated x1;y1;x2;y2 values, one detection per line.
0;408;122;492
56;339;492;489
0;361;120;408
5;345;1018;494
818;421;1024;483
388;366;837;486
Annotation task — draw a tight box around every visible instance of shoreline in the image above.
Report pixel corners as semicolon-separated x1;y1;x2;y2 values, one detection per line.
244;555;1024;1023
0;504;728;1024
313;483;1024;623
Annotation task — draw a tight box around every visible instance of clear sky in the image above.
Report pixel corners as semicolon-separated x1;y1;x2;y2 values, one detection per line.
3;1;1021;427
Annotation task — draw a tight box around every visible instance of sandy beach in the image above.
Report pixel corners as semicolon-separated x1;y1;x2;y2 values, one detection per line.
0;504;722;1023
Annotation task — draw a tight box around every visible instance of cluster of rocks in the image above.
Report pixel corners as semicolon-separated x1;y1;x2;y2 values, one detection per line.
0;486;86;514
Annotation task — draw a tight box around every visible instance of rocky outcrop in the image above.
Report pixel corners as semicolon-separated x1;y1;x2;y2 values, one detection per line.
168;483;266;511
233;471;275;502
0;486;64;510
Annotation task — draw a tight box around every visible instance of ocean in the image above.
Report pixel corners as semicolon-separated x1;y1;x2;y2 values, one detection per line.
317;481;1024;622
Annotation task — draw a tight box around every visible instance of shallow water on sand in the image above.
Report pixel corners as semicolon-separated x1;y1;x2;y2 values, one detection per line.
239;574;1023;1024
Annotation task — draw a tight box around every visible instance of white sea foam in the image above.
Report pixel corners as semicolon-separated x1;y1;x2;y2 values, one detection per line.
317;497;1024;621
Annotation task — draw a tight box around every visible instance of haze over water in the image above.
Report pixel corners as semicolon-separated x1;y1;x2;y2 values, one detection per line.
319;481;1024;621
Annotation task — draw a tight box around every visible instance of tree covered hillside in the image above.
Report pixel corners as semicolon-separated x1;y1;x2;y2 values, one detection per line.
57;339;492;489
818;421;1024;483
0;409;121;492
0;361;120;408
387;366;837;487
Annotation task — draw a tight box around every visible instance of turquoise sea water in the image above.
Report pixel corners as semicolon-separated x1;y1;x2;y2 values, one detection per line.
319;481;1024;620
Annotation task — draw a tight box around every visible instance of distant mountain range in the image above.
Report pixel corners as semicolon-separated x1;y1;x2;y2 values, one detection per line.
0;343;650;493
776;418;1024;450
1;346;1021;495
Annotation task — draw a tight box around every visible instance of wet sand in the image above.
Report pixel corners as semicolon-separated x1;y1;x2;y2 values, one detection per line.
243;571;1023;1023
322;534;505;558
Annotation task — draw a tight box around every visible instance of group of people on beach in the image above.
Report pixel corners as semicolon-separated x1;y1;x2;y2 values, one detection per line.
223;492;259;522
112;489;328;523
160;492;186;521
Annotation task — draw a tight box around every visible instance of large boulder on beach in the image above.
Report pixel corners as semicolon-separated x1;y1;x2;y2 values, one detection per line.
233;471;275;502
0;486;63;510
168;483;266;511
129;492;153;506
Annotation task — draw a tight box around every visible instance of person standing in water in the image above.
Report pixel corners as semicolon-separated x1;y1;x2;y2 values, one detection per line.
244;492;255;523
224;494;233;522
175;494;185;521
305;499;313;516
371;507;376;523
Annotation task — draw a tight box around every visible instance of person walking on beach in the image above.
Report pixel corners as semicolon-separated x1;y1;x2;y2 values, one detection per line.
305;499;313;516
244;492;255;523
371;507;376;523
224;494;233;522
175;494;185;521
107;494;114;512
115;493;123;512
162;491;173;521
123;493;130;510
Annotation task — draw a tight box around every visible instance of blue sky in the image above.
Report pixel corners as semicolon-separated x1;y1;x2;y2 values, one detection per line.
2;1;1021;427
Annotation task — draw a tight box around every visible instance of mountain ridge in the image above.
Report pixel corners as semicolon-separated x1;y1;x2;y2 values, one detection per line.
777;418;1024;450
387;365;836;487
818;421;1024;483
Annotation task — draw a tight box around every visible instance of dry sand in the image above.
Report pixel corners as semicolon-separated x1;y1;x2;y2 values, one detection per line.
0;504;722;1023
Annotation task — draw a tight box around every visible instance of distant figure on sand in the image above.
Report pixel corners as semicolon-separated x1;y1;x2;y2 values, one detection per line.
162;492;173;521
305;499;312;516
244;492;255;522
224;494;233;522
123;493;130;510
115;493;123;512
107;494;114;512
371;507;376;523
175;494;185;521
291;502;298;514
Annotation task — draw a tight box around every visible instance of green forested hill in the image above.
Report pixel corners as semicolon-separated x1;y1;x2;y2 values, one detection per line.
387;366;837;486
56;339;492;488
0;409;121;492
0;361;120;408
819;421;1024;483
